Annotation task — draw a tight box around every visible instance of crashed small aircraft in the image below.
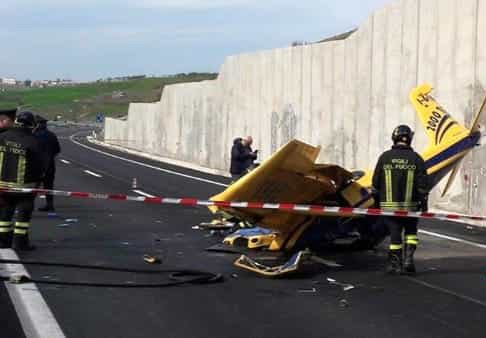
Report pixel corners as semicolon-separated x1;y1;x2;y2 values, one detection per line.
207;84;483;275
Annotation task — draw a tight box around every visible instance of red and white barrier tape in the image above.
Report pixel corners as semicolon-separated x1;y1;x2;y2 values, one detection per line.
0;187;484;223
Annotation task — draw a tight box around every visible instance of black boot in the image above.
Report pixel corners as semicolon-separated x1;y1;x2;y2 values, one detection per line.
0;232;13;248
403;244;416;275
12;234;36;251
386;249;402;275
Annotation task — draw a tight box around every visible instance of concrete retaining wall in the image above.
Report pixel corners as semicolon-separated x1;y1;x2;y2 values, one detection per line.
105;0;486;217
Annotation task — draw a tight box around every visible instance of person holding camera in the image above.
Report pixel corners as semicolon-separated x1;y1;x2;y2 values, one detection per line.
229;136;258;182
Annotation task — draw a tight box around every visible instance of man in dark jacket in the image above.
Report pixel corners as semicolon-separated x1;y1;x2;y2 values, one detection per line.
372;125;429;275
0;108;16;132
0;111;45;250
34;115;61;211
230;136;258;181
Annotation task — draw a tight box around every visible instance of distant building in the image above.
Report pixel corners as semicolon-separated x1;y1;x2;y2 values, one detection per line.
1;78;17;86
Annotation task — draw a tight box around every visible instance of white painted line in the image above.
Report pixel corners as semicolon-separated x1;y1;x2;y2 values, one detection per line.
70;133;228;188
133;190;156;198
60;159;71;164
83;170;102;178
419;229;486;250
0;249;65;338
404;276;486;308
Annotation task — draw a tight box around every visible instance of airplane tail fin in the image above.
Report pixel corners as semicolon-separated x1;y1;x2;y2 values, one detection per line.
410;84;467;148
410;83;484;196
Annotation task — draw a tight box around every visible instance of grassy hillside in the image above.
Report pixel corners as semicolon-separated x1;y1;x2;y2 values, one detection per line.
0;73;217;122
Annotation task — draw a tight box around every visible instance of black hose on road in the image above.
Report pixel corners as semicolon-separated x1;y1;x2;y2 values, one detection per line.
0;259;224;288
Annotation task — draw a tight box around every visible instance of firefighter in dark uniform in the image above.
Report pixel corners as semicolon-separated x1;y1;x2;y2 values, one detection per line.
34;115;61;211
372;125;429;274
0;108;17;132
0;111;45;250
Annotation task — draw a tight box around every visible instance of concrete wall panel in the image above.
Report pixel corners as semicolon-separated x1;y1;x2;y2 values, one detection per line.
343;35;358;169
355;17;374;168
399;0;420;138
332;42;346;165
370;8;388;164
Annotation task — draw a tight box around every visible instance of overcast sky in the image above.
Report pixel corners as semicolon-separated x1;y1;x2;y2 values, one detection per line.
0;0;391;81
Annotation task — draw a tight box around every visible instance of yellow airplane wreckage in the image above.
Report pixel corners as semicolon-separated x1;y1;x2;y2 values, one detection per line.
207;84;482;276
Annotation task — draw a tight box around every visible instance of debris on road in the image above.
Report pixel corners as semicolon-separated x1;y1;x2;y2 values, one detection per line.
197;220;235;230
56;223;71;227
65;218;79;223
234;250;311;277
143;254;161;264
298;287;317;293
327;277;355;291
339;299;349;308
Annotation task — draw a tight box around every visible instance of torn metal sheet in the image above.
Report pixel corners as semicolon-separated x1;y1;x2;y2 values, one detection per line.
234;250;310;277
223;227;276;249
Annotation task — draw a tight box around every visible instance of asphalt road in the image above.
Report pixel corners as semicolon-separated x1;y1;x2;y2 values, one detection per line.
2;125;486;338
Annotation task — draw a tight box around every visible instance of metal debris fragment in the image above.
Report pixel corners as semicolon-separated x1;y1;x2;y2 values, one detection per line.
143;254;161;264
339;299;349;307
327;277;355;291
298;287;317;293
198;220;235;230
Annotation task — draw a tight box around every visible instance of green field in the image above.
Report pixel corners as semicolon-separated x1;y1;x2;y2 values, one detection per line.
0;73;217;121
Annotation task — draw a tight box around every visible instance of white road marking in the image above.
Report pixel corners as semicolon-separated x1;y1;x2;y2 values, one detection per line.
419;229;486;250
69;133;228;187
84;170;102;178
0;249;66;338
404;276;486;308
133;190;156;198
60;159;71;164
